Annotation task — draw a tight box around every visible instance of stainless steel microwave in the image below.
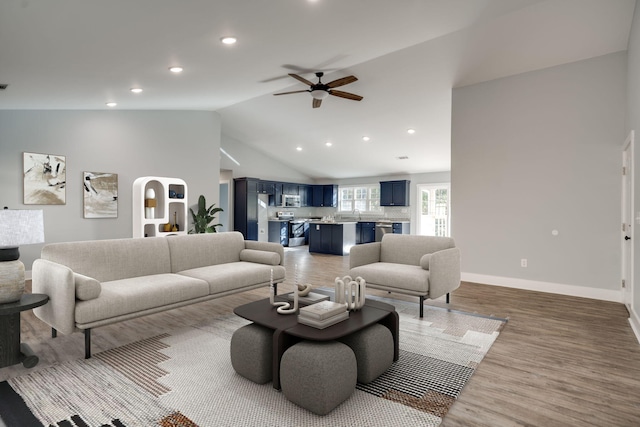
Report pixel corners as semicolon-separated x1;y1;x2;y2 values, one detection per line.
281;194;301;208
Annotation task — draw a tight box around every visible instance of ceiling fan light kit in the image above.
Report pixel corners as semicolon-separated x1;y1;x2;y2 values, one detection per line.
311;90;328;100
274;71;363;108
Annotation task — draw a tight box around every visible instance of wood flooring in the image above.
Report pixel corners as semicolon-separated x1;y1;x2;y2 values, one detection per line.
3;245;640;426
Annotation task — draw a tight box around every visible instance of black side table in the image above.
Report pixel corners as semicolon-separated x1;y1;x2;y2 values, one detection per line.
0;293;49;369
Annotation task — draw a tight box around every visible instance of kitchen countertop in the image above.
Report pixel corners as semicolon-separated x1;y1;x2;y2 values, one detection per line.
308;220;358;225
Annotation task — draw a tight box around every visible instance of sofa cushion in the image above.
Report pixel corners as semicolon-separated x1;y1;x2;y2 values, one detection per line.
41;237;172;282
74;273;101;301
178;262;286;295
380;234;454;266
74;273;210;324
349;262;429;294
166;232;245;273
239;249;281;266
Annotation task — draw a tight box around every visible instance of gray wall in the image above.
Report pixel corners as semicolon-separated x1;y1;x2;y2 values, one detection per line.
451;52;626;295
627;2;640;323
0;110;221;270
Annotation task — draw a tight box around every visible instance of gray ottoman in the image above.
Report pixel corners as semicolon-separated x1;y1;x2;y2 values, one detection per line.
280;341;357;415
230;323;273;384
338;323;394;383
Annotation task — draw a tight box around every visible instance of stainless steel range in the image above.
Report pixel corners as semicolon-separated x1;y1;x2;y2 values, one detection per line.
277;212;309;246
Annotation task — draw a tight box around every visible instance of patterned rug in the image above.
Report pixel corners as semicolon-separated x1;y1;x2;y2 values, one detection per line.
0;296;506;427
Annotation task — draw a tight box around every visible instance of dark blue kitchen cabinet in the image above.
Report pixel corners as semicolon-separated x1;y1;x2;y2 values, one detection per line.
298;184;311;207
356;221;376;244
308;222;356;255
380;180;410;206
268;220;289;246
234;178;259;240
311;185;338;207
392;222;410;234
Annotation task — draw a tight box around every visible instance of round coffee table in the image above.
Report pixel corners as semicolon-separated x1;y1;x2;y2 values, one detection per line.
0;293;49;368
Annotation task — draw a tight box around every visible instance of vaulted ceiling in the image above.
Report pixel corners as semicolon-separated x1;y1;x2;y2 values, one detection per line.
0;0;635;178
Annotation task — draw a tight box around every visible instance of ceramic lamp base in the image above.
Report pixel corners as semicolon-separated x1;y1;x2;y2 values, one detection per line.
0;260;25;304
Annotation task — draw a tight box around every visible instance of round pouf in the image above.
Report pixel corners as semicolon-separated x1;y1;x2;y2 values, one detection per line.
230;323;273;384
280;341;357;415
339;323;394;384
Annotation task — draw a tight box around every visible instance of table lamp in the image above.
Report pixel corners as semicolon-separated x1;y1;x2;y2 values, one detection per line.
0;209;45;304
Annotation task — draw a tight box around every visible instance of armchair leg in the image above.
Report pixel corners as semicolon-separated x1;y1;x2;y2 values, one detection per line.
446;293;450;304
419;296;425;318
52;328;57;338
84;329;91;359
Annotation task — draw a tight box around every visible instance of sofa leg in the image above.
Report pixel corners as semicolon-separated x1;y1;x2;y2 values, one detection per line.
446;293;450;304
84;329;91;359
419;296;424;318
274;283;278;295
52;328;57;338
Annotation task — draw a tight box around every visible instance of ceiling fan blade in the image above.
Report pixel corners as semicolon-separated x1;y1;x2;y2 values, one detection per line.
326;75;358;88
329;90;363;101
312;98;322;108
288;73;315;87
273;90;309;96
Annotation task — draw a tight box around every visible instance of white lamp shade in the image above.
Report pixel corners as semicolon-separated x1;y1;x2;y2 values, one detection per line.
0;209;45;248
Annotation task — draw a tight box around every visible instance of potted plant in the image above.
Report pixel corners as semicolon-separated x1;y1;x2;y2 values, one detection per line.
189;195;223;233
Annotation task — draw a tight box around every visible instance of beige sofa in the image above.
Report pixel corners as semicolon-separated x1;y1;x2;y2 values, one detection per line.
348;234;460;317
32;231;286;358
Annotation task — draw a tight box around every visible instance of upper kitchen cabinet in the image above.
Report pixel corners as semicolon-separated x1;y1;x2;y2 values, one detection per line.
234;177;259;240
282;183;299;195
298;184;311;207
257;180;275;195
311;184;338;207
380;180;410;206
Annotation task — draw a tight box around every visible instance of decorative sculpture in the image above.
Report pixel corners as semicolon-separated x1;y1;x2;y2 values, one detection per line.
269;268;298;314
334;275;366;311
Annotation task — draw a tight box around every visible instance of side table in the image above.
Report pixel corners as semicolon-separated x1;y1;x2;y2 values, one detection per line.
0;293;49;369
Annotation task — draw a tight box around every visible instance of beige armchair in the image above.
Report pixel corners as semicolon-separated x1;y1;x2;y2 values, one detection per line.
348;234;461;317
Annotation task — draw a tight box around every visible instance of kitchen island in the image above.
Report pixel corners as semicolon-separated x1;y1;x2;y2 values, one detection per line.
308;221;356;255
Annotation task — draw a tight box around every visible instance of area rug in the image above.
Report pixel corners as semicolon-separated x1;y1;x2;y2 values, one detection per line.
0;297;506;427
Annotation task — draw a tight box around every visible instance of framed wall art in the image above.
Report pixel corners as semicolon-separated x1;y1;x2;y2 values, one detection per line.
23;152;67;205
83;171;118;218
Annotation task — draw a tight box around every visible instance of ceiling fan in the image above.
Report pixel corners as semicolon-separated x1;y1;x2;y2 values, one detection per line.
273;72;363;108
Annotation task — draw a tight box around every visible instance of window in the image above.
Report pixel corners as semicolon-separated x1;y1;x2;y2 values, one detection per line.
339;184;382;212
417;183;450;236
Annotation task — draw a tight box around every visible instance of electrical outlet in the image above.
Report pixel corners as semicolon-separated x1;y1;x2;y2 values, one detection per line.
521;259;527;268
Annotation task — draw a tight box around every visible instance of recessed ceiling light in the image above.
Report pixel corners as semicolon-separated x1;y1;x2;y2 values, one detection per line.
130;88;143;94
296;147;303;151
362;136;370;142
105;102;117;107
169;66;183;73
407;128;416;134
221;36;237;45
325;142;332;147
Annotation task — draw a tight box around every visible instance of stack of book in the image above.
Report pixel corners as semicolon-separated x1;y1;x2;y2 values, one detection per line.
286;291;329;305
298;300;348;329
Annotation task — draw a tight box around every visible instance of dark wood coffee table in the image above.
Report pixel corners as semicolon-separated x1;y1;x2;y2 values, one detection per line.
234;295;399;389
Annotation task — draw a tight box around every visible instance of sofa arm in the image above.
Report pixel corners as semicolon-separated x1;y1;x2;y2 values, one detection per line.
349;242;382;269
429;247;461;299
31;259;77;335
244;241;285;266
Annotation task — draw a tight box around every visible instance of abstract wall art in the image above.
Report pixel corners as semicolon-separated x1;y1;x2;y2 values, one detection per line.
83;171;118;218
23;152;66;205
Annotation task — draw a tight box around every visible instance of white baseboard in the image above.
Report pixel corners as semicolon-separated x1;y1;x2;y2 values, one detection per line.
628;307;640;345
461;272;623;303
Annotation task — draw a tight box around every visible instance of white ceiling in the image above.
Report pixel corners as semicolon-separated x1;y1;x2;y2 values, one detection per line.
0;0;635;179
